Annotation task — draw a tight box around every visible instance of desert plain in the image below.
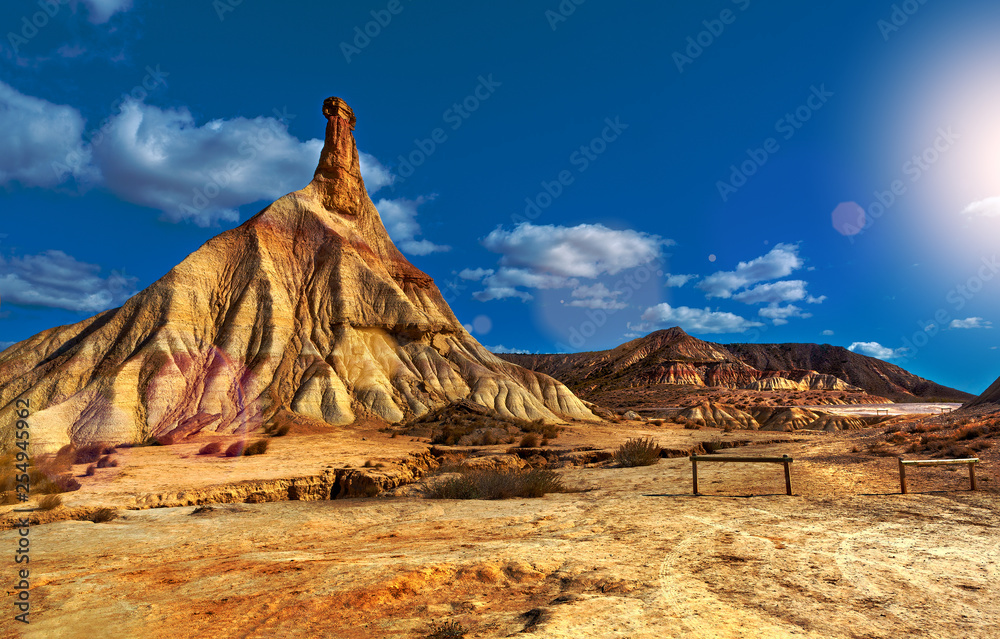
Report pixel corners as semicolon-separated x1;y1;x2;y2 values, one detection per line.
2;408;997;639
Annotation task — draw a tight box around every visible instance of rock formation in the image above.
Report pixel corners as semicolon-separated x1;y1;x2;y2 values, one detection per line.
499;328;972;403
744;377;804;392
677;401;758;430
0;97;595;453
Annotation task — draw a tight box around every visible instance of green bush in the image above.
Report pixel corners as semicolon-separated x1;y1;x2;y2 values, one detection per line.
612;437;662;467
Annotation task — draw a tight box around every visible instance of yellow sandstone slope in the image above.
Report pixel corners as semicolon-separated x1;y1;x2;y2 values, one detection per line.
0;97;595;452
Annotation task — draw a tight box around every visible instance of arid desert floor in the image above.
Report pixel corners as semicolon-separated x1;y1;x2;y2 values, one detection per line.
2;420;997;638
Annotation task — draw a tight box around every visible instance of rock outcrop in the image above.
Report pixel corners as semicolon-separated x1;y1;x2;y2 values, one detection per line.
499;328;972;403
678;401;758;430
744;377;804;392
0;97;595;453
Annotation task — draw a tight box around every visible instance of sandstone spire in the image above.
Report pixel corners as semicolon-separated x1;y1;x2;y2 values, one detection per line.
0;97;595;452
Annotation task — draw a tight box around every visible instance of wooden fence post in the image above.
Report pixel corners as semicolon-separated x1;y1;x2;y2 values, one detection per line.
783;455;792;495
970;462;977;491
898;457;907;494
691;455;699;495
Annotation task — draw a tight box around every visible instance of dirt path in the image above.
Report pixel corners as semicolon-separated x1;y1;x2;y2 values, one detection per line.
3;434;997;638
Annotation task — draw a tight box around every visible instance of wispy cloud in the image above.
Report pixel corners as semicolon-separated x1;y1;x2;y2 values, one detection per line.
374;196;450;255
949;317;993;329
697;243;803;299
639;303;763;334
961;197;1000;218
848;341;906;360
0;250;137;312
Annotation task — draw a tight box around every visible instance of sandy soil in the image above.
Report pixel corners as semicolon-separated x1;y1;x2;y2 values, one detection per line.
2;423;997;638
800;403;962;417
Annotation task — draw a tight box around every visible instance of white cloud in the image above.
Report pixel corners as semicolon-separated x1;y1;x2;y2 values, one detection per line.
457;268;494;281
949;317;993;329
472;287;532;302
487;344;533;354
758;304;811;326
697;243;803;299
961;196;1000;218
82;0;134;23
374;196;450;256
821;329;835;336
0;81;97;188
91;100;323;226
481;223;668;278
568;282;627;310
732;280;808;304
0;341;15;351
0;250;137;312
640;303;763;334
359;151;395;193
0;83;426;231
848;341;906;360
473;223;665;303
664;273;695;287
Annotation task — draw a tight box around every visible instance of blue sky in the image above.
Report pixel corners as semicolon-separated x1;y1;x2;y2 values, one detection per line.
2;0;1000;394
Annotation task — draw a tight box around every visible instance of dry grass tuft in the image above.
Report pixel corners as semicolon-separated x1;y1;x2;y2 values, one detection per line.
612;437;662;467
242;440;269;456
37;494;62;510
426;467;566;500
198;441;223;456
425;620;468;638
90;508;118;523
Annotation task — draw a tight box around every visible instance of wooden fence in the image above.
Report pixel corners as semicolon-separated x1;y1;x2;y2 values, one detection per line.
898;457;978;494
689;454;793;496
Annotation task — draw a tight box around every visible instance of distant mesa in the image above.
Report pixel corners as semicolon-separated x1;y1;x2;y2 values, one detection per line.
499;327;973;405
0;97;596;452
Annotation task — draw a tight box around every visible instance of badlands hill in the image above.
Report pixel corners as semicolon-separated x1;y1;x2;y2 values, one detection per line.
0;97;594;453
500;327;972;403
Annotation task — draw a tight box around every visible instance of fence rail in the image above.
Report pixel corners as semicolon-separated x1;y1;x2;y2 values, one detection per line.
689;454;793;496
898;457;978;494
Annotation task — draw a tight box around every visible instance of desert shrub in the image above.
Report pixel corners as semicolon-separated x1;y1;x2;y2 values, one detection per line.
703;437;724;454
363;460;374;468
866;442;897;457
224;442;244;457
426;620;468;638
522;420;560;440
85;465;97;477
37;494;61;510
273;424;291;437
426;468;564;500
90;508;118;523
198;441;223;455
519;433;540;448
96;455;117;469
242;440;269;456
74;443;106;465
612;437;662;467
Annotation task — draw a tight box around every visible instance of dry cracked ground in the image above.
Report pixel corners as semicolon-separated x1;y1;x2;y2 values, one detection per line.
2;422;998;638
